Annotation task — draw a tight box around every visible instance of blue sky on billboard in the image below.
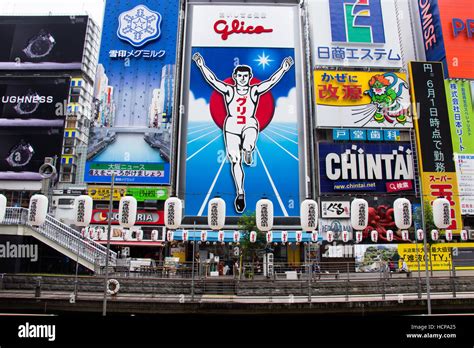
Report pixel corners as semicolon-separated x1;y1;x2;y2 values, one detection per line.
2;0;105;27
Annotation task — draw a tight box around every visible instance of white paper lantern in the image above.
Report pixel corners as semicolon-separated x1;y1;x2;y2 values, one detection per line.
151;230;159;241
386;230;393;242
99;228;107;241
118;197;137;228
28;194;48;226
296;231;303;243
431;229;439;241
123;229;132;241
0;194;6;224
342;230;349;243
87;227;95;239
355;231;363;243
350;199;369;231
371;230;378;243
311;231;319;243
200;231;208;242
416;229;424;241
182;230;188;242
217;230;225;243
233;231;240;243
461;230;468;241
281;231;288;243
401;230;409;241
266;231;273;243
393;198;412;230
81;228;87;238
73;195;93;227
250;231;257;243
256;199;274;232
167;230;174;242
445;230;452;241
300;199;318;231
91;227;99;240
136;230;143;241
432;198;451;229
327;231;334;242
164;197;183;230
208;197;226;230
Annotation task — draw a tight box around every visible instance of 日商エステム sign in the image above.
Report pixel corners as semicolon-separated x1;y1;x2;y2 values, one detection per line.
307;0;403;68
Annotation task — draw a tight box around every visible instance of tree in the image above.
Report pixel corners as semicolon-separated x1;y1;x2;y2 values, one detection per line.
422;201;436;233
237;212;266;261
237;212;268;279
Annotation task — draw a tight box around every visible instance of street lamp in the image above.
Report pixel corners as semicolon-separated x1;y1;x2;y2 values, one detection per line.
71;195;93;301
38;157;57;214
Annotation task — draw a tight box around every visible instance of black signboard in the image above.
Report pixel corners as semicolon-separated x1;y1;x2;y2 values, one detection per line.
0;16;88;70
0;76;70;121
0;126;64;175
409;61;455;173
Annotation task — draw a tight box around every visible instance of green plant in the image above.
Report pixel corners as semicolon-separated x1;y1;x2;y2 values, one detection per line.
422;201;436;233
237;212;266;262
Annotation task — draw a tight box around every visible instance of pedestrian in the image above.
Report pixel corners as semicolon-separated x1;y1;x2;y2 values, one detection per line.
400;258;409;273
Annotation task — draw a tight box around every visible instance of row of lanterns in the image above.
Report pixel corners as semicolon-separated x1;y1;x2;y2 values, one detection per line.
0;193;466;242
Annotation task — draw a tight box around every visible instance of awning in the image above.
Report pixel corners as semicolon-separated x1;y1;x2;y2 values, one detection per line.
170;230;322;243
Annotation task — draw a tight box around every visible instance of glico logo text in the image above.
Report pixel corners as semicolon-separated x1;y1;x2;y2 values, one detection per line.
329;0;386;44
213;19;273;41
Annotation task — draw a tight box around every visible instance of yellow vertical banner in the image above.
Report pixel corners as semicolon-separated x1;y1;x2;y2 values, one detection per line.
421;172;462;233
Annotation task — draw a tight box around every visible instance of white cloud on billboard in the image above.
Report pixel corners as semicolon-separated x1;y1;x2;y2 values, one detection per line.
188;91;211;122
188;88;297;125
272;87;296;124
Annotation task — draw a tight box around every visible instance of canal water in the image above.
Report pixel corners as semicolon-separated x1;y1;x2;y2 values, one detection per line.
93;132;165;163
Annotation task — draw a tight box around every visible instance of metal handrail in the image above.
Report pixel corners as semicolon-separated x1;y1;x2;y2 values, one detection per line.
0;207;116;266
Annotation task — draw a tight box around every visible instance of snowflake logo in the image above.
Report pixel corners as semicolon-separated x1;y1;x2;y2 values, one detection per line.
117;5;162;47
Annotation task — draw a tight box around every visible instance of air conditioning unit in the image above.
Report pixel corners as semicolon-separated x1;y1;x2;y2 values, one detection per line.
468;230;474;240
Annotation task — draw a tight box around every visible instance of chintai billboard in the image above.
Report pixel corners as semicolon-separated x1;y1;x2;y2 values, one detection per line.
176;2;310;222
84;0;178;184
318;143;414;194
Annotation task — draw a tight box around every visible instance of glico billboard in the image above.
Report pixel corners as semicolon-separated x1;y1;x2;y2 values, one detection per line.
84;1;179;184
176;2;311;222
0;16;88;70
418;0;474;79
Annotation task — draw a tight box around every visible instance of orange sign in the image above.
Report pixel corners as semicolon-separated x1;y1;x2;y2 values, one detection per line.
422;172;463;233
439;0;474;78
